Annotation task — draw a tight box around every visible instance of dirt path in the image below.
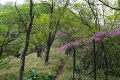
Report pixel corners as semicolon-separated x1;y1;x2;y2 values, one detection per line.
55;59;65;80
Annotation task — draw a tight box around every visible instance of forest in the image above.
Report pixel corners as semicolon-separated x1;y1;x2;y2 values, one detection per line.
0;0;120;80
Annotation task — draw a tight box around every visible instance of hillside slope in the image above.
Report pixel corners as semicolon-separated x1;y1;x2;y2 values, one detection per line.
0;47;74;80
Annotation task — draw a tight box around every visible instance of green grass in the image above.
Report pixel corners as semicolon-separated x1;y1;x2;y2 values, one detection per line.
0;47;68;80
0;47;117;80
0;48;117;80
59;57;73;80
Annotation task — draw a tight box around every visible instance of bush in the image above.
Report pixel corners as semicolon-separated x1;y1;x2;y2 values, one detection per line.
4;78;14;80
24;70;40;80
41;72;56;80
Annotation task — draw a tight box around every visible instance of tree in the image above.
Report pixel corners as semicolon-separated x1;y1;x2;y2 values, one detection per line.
0;4;23;56
30;17;47;57
16;0;34;80
35;0;71;63
30;4;50;57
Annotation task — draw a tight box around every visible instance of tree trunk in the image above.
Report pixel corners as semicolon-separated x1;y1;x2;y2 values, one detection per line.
18;28;31;80
93;39;96;80
35;46;40;57
0;47;3;55
45;32;56;63
0;47;3;56
73;46;76;78
45;45;50;63
18;0;34;80
35;46;43;57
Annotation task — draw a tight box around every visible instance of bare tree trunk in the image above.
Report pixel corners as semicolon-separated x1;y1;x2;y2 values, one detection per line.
45;32;56;63
0;47;3;56
93;39;96;80
35;46;44;57
73;46;76;78
45;45;50;63
36;46;41;57
18;0;34;80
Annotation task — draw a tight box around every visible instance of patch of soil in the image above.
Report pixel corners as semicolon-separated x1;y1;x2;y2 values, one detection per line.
55;59;65;80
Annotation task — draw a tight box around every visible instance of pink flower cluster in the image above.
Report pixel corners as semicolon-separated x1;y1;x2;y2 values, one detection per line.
60;38;89;50
60;42;73;51
94;31;105;43
94;25;120;43
73;39;88;46
101;24;109;30
80;45;92;54
116;29;120;36
59;25;120;54
94;31;105;38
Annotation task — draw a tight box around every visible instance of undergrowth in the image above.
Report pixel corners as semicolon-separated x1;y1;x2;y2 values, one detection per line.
0;47;67;80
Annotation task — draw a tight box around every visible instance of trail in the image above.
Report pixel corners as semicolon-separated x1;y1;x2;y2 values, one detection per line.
55;59;65;80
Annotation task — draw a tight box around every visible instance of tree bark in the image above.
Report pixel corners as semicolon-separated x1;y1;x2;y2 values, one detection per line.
93;39;96;80
73;46;76;78
45;32;56;63
45;45;50;63
18;0;34;80
35;46;43;57
0;47;3;56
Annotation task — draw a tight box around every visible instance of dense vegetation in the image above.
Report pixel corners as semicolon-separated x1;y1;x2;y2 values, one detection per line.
1;0;120;80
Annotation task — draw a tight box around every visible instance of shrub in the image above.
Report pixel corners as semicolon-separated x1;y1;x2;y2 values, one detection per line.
24;70;40;80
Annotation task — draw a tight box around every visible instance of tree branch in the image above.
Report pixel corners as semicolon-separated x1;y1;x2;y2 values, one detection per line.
99;0;120;11
15;2;27;31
